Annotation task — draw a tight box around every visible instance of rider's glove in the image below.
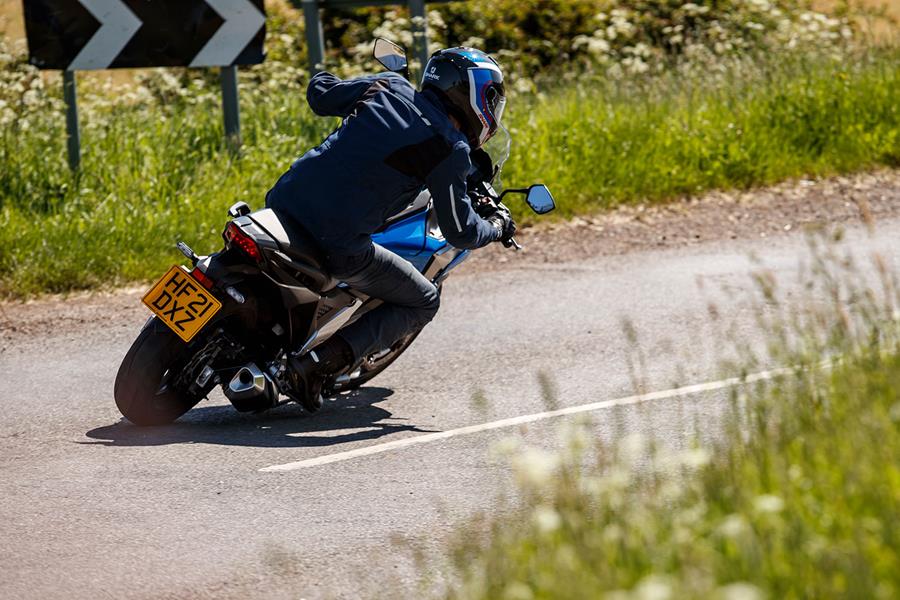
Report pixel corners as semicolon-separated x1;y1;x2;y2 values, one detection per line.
486;205;516;245
471;186;497;218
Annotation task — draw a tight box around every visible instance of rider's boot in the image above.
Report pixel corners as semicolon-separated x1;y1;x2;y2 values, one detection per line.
287;336;354;412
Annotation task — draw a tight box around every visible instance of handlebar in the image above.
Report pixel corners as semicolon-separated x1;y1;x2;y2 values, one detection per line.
472;189;522;252
502;236;522;251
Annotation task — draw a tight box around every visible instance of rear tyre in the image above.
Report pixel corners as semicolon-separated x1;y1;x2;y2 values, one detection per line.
114;318;205;426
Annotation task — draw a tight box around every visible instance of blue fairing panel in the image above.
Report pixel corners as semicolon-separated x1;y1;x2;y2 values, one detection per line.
373;209;431;272
374;207;472;275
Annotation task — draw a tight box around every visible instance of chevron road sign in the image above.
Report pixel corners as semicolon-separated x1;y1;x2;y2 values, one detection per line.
22;0;267;170
22;0;266;70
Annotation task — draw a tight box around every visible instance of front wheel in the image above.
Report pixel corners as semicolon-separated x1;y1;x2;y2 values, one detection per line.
331;328;422;393
114;318;205;425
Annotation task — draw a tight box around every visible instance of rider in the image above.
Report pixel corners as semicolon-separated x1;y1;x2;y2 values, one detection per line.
265;46;515;410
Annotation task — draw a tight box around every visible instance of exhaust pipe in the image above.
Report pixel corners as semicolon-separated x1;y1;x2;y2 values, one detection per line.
225;363;277;412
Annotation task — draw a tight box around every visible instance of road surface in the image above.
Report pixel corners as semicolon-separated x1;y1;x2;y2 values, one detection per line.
2;215;898;599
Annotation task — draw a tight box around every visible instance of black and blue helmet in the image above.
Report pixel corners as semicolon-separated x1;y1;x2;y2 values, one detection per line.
421;47;506;148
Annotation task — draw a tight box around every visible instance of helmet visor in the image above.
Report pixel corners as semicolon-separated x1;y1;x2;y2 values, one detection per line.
483;120;512;188
467;67;506;147
493;95;507;126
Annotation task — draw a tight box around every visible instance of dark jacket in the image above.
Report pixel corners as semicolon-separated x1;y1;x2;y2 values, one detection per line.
265;71;499;256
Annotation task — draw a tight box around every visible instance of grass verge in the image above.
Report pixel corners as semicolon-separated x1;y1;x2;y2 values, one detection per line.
444;238;900;599
504;49;900;216
1;50;898;297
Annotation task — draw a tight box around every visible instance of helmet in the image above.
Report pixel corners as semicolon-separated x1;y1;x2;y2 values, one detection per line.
421;47;507;148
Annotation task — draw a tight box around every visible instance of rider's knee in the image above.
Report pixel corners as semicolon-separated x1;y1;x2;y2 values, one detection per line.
419;285;441;324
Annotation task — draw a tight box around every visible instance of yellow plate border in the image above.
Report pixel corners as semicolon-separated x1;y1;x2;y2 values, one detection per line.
141;265;222;343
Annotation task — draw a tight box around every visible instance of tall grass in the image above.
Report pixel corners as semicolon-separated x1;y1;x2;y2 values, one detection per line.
504;50;900;216
444;237;900;599
1;49;898;297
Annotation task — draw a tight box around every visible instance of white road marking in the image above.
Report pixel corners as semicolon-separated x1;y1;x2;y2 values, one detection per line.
260;366;794;472
285;427;381;438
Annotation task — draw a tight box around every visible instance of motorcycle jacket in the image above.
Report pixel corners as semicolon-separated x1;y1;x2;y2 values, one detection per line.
265;71;500;256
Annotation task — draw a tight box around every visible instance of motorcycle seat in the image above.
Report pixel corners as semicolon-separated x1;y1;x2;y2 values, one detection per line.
249;209;327;270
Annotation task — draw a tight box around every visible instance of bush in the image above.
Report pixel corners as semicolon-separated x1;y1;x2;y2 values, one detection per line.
329;0;860;82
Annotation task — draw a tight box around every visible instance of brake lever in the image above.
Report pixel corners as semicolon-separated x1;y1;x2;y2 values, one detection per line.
502;236;522;251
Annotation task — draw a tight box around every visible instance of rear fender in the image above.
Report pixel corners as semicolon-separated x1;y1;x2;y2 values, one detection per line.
196;250;283;351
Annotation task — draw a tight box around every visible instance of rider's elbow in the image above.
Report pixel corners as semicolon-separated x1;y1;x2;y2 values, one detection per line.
442;228;479;250
306;72;336;115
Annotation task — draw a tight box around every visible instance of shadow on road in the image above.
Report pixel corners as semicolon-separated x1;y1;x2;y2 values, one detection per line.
83;386;435;448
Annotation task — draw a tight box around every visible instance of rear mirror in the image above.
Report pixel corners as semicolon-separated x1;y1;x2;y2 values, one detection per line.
525;185;555;214
374;38;408;74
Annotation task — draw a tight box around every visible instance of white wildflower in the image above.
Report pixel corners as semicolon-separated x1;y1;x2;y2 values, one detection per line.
22;90;39;107
602;523;623;542
635;575;675;600
717;514;749;538
619;433;647;463
630;42;651;57
513;77;534;94
587;37;611;56
511;447;559;488
680;446;711;469
716;582;764;600
754;494;785;514
629;57;649;73
489;436;521;459
502;582;533;600
532;505;561;533
681;3;708;15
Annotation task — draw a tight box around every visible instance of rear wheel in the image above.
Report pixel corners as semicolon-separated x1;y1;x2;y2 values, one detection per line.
114;318;205;426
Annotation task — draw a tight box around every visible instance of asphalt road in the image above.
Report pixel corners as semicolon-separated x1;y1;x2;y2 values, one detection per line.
2;216;898;599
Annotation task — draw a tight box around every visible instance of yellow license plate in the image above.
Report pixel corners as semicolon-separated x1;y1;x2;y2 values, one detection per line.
142;265;222;343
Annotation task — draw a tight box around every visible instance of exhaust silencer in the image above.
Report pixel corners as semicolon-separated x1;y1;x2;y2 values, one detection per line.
225;363;277;412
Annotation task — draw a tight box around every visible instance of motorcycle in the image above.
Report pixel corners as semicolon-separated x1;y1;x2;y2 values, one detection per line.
113;40;556;425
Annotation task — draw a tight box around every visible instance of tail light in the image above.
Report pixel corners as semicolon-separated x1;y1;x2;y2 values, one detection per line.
190;267;215;290
224;222;262;262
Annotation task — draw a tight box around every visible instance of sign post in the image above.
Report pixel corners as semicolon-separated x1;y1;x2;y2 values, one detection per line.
299;0;456;76
407;0;428;75
220;65;241;148
22;0;267;168
62;70;80;171
303;0;326;73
